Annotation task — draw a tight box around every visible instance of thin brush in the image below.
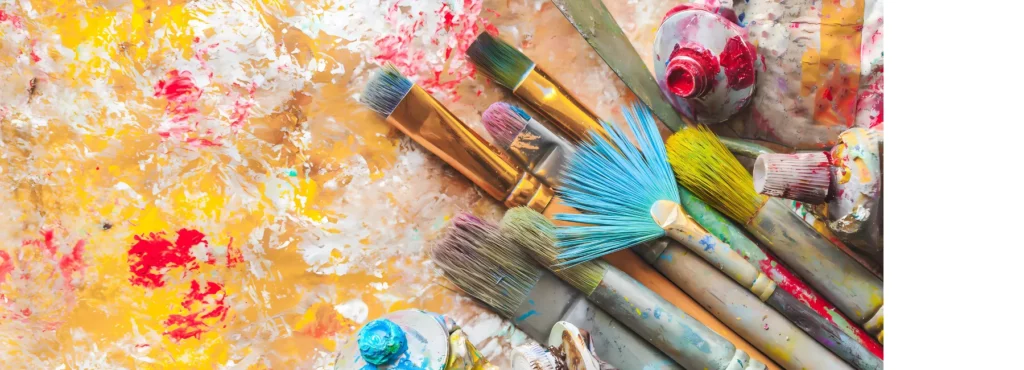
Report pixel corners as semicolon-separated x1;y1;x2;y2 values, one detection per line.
665;125;885;343
467;31;605;143
467;31;535;90
434;214;686;370
498;207;764;370
482;102;531;149
361;63;414;117
553;105;882;370
432;214;540;318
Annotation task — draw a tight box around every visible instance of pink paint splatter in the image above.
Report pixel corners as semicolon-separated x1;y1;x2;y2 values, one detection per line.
857;65;884;128
24;230;87;291
163;280;230;341
0;9;24;28
127;229;207;288
372;0;497;98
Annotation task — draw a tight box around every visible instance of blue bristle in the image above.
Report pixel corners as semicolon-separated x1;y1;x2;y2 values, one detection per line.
509;104;530;121
553;103;680;266
360;63;414;117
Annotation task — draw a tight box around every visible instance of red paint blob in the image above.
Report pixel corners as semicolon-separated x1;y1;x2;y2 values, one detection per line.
666;44;719;98
719;36;755;89
127;229;207;288
164;280;230;341
154;70;203;125
0;10;23;28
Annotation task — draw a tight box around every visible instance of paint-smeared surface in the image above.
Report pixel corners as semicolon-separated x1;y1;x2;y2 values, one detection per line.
0;0;881;366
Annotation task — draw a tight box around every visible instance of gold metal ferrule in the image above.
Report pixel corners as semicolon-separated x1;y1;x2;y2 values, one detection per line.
386;85;553;211
514;67;611;143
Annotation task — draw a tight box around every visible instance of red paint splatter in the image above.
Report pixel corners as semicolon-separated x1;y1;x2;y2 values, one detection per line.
822;86;834;101
228;83;256;129
127;229;207;288
857;65;884;128
757;256;884;358
164;280;230;341
719;36;755;89
0;251;13;284
372;0;497;97
0;9;24;28
154;70;204;130
23;230;87;291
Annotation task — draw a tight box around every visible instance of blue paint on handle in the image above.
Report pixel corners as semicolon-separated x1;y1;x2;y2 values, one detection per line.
515;309;538;322
699;235;716;252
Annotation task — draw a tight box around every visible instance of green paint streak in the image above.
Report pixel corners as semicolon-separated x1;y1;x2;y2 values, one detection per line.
677;186;769;264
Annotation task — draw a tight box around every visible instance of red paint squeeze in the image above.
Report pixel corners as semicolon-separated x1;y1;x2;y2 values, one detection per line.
719;36;755;89
666;43;719;98
127;229;207;288
164;280;230;341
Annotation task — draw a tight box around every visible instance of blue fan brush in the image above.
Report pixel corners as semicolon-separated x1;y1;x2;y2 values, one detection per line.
554;102;679;265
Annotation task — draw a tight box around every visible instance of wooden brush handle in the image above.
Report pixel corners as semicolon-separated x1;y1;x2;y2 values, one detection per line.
542;196;781;369
651;200;776;300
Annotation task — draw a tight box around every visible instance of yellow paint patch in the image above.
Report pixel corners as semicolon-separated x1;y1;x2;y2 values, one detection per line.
799;0;865;128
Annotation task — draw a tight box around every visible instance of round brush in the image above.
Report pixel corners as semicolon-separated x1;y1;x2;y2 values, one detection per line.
553;103;880;370
665;125;884;344
482;102;576;188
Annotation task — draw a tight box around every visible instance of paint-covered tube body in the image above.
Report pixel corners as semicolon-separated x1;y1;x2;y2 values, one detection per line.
677;186;884;356
749;198;884;338
514;271;681;370
635;240;856;370
587;266;766;370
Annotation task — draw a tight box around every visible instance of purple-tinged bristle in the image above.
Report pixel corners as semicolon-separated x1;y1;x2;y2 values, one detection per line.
482;102;531;149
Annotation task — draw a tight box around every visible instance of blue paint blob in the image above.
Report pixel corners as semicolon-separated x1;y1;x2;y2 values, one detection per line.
737;13;747;27
509;104;531;121
699;235;716;252
515;310;538;322
654;307;664;319
358;318;408;366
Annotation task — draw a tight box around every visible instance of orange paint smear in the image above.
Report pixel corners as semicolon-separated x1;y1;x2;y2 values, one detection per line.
800;0;865;130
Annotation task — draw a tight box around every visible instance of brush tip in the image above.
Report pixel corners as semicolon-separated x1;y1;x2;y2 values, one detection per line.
511;343;560;370
482;102;531;149
666;125;765;222
361;63;413;117
753;152;832;204
467;31;534;89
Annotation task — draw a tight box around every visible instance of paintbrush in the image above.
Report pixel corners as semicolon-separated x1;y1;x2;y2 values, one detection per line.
483;101;883;360
666;125;885;343
468;32;609;144
502;207;862;370
362;66;775;365
552;103;880;369
432;214;682;370
442;214;764;370
361;64;554;212
483;102;576;187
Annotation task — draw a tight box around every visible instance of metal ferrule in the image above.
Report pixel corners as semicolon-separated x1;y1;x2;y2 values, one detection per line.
587;264;766;370
503;119;577;187
748;198;884;337
513;271;682;370
650;200;776;301
634;240;863;370
386;85;552;212
514;67;609;144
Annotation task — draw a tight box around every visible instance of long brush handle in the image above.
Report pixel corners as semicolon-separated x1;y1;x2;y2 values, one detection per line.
635;240;859;370
677;186;884;356
587;265;766;370
650;200;776;300
751;198;884;341
765;289;882;370
514;270;682;370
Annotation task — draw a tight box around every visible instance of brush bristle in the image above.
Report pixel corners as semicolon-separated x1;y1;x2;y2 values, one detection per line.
552;103;680;267
467;32;535;89
360;63;414;117
431;213;541;318
511;343;560;370
500;207;606;295
482;102;531;149
665;125;766;223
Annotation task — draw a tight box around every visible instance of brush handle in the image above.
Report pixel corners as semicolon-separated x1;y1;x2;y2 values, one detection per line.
750;198;884;340
514;270;681;370
635;240;860;370
588;264;766;370
765;289;883;370
651;200;776;300
505;119;577;188
514;67;606;144
677;186;884;356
